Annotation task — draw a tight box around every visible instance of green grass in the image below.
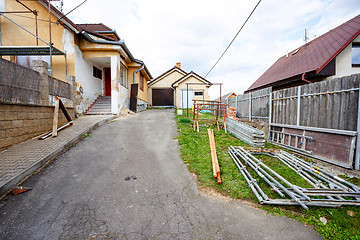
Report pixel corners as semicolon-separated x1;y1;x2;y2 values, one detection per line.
175;113;360;240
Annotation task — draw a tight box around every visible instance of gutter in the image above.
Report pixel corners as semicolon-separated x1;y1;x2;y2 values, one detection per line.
81;31;153;79
81;31;135;61
133;59;144;84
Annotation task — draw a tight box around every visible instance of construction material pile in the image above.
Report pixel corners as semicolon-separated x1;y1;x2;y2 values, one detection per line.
228;146;360;209
227;107;238;120
208;129;221;184
225;118;265;147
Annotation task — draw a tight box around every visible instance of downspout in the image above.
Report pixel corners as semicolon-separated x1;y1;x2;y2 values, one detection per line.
171;82;176;108
133;60;144;84
301;72;311;83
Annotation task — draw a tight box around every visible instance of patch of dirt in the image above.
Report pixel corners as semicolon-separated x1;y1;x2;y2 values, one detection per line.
119;108;136;118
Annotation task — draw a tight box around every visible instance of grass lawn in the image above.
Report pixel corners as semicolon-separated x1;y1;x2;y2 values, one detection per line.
175;112;360;240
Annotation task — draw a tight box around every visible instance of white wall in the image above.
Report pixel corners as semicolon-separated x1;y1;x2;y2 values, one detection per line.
0;0;4;11
329;34;360;79
74;44;103;114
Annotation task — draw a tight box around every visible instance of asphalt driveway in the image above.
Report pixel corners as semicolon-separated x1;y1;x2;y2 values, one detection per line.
0;109;323;239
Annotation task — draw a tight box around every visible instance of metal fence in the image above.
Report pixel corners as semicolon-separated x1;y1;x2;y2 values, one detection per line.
229;74;360;170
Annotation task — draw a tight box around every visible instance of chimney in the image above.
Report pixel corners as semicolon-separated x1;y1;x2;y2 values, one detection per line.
176;62;181;69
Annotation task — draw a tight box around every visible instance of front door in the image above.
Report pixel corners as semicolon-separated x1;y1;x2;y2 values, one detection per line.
104;68;111;96
180;89;193;108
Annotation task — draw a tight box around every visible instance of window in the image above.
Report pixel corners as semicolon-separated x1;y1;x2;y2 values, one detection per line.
195;91;203;96
120;62;128;88
352;43;360;67
93;66;102;79
17;56;50;70
139;73;144;91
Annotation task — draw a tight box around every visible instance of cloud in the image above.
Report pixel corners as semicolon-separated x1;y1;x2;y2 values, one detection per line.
63;0;360;98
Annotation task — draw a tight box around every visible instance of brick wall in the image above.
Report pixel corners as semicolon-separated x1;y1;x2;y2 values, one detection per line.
0;104;74;151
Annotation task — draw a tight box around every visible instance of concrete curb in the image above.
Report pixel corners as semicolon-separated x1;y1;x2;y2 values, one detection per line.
0;115;116;197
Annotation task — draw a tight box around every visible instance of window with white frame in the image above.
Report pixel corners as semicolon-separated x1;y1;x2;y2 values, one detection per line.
120;62;128;88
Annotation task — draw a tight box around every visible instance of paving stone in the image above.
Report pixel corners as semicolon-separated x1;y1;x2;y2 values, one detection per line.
0;115;116;195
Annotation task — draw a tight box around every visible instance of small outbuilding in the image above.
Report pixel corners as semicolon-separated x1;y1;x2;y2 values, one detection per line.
148;63;211;108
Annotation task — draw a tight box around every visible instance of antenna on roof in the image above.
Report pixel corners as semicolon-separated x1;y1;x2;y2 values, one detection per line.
304;29;309;46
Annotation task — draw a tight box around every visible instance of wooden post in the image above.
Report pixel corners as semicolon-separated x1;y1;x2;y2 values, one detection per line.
187;83;189;117
52;97;59;137
196;104;200;132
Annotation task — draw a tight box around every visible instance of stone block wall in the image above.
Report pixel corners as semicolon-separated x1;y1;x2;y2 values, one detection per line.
0;58;75;151
0;104;74;151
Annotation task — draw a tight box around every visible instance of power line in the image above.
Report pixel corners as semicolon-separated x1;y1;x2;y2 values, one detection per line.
58;0;87;22
5;12;58;24
205;0;262;78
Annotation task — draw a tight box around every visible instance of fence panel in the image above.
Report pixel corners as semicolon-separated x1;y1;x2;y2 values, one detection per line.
231;74;359;169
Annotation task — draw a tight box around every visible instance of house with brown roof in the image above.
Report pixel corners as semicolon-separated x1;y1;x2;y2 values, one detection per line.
0;0;152;114
148;63;211;108
246;14;360;93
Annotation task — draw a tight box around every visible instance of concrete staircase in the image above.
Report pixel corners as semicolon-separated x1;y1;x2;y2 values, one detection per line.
85;96;112;115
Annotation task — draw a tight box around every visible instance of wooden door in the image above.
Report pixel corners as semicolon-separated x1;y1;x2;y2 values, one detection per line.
104;68;111;96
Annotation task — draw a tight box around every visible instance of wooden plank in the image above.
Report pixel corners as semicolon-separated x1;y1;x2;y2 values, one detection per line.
59;98;72;122
274;90;279;124
325;79;334;129
319;80;327;128
208;128;221;184
39;121;73;140
348;74;359;131
312;82;320;128
52;98;59;137
339;77;349;130
304;84;311;127
290;87;296;125
332;77;342;129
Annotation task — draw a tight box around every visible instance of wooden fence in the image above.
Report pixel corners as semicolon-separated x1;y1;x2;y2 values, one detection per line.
228;74;360;169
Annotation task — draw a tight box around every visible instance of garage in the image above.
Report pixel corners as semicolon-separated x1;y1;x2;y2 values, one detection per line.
152;88;174;106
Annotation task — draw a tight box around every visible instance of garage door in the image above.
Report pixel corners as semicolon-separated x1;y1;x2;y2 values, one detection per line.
152;88;174;106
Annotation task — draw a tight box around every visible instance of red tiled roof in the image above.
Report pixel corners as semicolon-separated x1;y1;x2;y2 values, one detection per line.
76;23;119;41
76;23;113;32
246;14;360;92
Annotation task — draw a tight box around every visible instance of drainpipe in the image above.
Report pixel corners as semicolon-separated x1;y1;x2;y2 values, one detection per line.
133;60;144;84
301;72;311;83
171;82;176;108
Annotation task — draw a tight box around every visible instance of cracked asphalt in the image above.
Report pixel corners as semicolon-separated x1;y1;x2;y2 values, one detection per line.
0;109;323;239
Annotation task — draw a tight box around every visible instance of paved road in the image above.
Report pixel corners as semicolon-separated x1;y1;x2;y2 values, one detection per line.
0;109;323;240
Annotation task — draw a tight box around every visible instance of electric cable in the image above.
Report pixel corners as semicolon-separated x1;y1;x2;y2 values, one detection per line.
205;0;262;77
57;0;87;22
4;12;58;24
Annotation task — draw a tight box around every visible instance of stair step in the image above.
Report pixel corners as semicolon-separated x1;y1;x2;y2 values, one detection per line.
85;96;112;115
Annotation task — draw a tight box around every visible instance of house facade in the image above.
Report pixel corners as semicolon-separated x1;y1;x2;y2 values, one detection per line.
246;14;360;93
0;0;151;114
148;63;211;108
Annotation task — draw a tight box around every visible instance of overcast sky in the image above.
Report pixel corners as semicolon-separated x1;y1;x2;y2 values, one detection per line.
60;0;360;98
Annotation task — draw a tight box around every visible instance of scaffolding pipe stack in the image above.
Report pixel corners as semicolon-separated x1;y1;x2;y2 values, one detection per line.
225;118;265;147
228;146;360;208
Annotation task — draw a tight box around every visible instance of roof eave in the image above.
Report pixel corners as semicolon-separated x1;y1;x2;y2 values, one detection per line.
316;30;360;74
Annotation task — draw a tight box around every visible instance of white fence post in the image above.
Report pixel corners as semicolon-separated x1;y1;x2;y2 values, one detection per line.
297;86;301;126
249;92;252;121
355;88;360;170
